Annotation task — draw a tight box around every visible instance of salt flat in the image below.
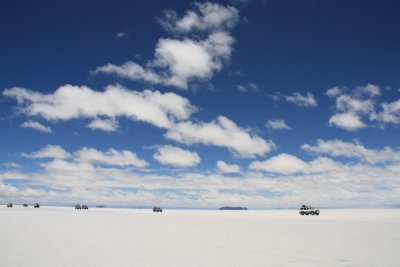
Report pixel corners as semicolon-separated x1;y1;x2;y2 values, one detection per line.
0;207;399;267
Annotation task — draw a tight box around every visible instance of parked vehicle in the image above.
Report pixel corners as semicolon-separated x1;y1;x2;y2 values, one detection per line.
34;203;40;208
299;205;320;216
75;204;82;209
153;206;162;212
23;204;28;207
7;203;13;208
82;205;88;209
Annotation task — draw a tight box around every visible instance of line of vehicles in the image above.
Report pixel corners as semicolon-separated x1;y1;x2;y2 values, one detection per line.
4;203;89;210
3;204;319;215
6;203;40;208
5;205;165;213
75;204;89;209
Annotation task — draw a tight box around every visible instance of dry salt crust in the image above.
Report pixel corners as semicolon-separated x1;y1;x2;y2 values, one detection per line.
0;207;399;267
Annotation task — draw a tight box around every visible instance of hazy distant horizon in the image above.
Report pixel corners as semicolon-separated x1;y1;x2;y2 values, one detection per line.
3;204;400;210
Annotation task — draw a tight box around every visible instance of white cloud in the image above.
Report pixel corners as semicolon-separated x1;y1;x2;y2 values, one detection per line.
326;84;382;131
115;32;127;39
87;118;119;132
20;120;52;133
329;112;367;131
151;32;234;88
269;93;281;102
302;139;400;163
371;99;400;126
75;147;148;168
325;86;343;98
94;3;239;90
326;84;380;98
92;62;163;85
158;2;239;34
2;148;400;208
284;92;317;107
23;145;148;168
165;116;275;158
94;32;234;89
249;153;340;174
357;83;380;97
3;84;196;128
265;119;290;130
249;153;307;174
42;158;95;175
336;95;374;114
153;145;200;167
236;83;259;93
22;145;71;159
4;84;276;156
216;160;240;173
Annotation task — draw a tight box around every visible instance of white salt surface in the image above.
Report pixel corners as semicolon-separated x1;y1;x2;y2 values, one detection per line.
0;207;399;267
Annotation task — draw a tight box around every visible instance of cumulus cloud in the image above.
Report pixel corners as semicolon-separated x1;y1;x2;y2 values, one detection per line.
284;92;317;107
329;112;367;131
158;2;239;34
153;145;200;167
22;145;71;159
3;84;196;128
249;153;306;174
87;118;119;132
325;87;343;98
249;153;340;174
20;120;52;133
3;147;400;208
4;84;274;157
302;139;400;163
94;3;239;90
216;160;240;173
359;83;381;97
165;116;275;158
75;147;148;168
336;95;374;114
326;84;382;131
265;119;290;130
94;32;234;89
23;145;148;168
93;62;162;85
371;99;400;126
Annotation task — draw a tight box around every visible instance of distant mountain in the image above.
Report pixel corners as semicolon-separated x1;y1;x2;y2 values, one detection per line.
219;206;248;210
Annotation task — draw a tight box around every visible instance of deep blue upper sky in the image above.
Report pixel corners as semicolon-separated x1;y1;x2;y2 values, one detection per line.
1;0;399;87
0;0;399;208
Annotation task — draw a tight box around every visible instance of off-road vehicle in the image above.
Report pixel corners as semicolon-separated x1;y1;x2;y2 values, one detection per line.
82;205;88;209
299;205;320;216
34;203;40;208
153;206;162;212
75;204;82;209
7;203;13;208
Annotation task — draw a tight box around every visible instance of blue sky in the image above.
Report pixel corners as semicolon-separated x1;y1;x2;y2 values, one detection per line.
1;0;400;208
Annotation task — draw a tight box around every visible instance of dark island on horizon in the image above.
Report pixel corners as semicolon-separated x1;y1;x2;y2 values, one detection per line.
219;206;248;210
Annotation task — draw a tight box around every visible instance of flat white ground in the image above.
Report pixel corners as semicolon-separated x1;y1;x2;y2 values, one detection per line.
0;207;399;267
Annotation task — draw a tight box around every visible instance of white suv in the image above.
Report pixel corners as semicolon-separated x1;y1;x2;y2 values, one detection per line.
299;205;320;216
